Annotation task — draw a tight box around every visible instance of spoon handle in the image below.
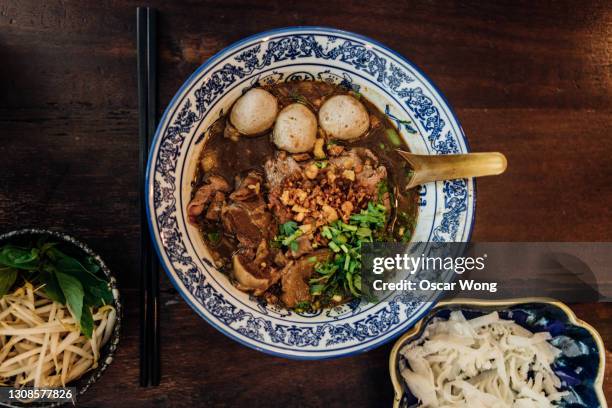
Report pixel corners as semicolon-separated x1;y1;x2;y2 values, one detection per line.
397;151;507;190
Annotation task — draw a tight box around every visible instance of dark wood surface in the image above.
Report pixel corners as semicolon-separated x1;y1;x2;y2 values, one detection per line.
1;1;611;406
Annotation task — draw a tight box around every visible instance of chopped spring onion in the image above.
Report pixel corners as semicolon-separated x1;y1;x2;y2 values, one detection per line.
274;221;303;251
385;128;402;146
309;201;388;304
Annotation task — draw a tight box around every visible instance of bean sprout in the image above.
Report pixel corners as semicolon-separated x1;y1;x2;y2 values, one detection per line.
0;283;115;388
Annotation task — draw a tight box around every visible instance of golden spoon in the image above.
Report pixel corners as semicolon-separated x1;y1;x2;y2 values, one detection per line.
396;150;508;190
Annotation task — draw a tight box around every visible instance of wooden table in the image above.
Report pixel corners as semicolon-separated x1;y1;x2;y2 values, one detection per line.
1;1;611;406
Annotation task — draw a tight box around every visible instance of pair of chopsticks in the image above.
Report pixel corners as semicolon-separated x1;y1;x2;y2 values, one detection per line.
137;7;160;387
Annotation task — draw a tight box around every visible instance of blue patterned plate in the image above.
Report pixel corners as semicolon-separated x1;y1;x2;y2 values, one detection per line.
389;299;607;407
145;27;475;359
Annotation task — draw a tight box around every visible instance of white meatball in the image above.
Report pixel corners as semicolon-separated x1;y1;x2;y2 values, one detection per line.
230;88;278;136
272;104;317;153
318;95;370;140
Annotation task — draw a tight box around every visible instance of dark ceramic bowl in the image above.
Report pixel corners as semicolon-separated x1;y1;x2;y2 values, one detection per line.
0;229;122;407
389;298;606;408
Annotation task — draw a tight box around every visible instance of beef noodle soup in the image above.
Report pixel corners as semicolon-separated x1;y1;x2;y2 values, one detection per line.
187;80;418;311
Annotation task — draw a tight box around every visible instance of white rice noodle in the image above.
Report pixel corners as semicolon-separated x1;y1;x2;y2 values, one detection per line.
399;311;569;407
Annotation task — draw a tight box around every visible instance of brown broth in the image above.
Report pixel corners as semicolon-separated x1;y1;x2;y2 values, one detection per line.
191;80;419;301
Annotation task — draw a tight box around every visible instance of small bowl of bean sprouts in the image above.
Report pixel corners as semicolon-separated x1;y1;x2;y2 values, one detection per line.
0;229;121;406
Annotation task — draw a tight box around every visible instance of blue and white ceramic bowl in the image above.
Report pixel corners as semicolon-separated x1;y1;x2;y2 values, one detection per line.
146;27;475;359
390;299;606;408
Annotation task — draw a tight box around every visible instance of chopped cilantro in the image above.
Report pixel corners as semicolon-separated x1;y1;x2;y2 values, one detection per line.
279;221;298;236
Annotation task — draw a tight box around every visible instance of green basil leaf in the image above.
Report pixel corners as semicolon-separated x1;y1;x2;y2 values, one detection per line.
55;271;84;324
46;247;112;308
0;245;39;270
57;258;106;283
83;279;113;308
40;265;66;304
80;304;94;339
83;257;101;274
60;265;112;307
38;242;58;257
0;267;18;297
46;248;93;274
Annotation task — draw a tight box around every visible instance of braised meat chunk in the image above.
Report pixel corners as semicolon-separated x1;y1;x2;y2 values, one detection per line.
221;171;275;248
232;241;280;295
230;171;263;202
264;151;302;189
280;250;331;308
187;175;231;225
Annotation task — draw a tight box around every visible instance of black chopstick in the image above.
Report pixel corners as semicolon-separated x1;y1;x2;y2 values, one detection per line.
136;6;149;387
146;7;161;387
137;6;160;387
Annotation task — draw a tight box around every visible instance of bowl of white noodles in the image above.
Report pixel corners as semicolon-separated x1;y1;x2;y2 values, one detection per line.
389;299;605;408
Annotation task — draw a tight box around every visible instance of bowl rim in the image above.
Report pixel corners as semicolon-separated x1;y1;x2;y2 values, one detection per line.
388;297;607;408
0;228;122;406
145;26;477;359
